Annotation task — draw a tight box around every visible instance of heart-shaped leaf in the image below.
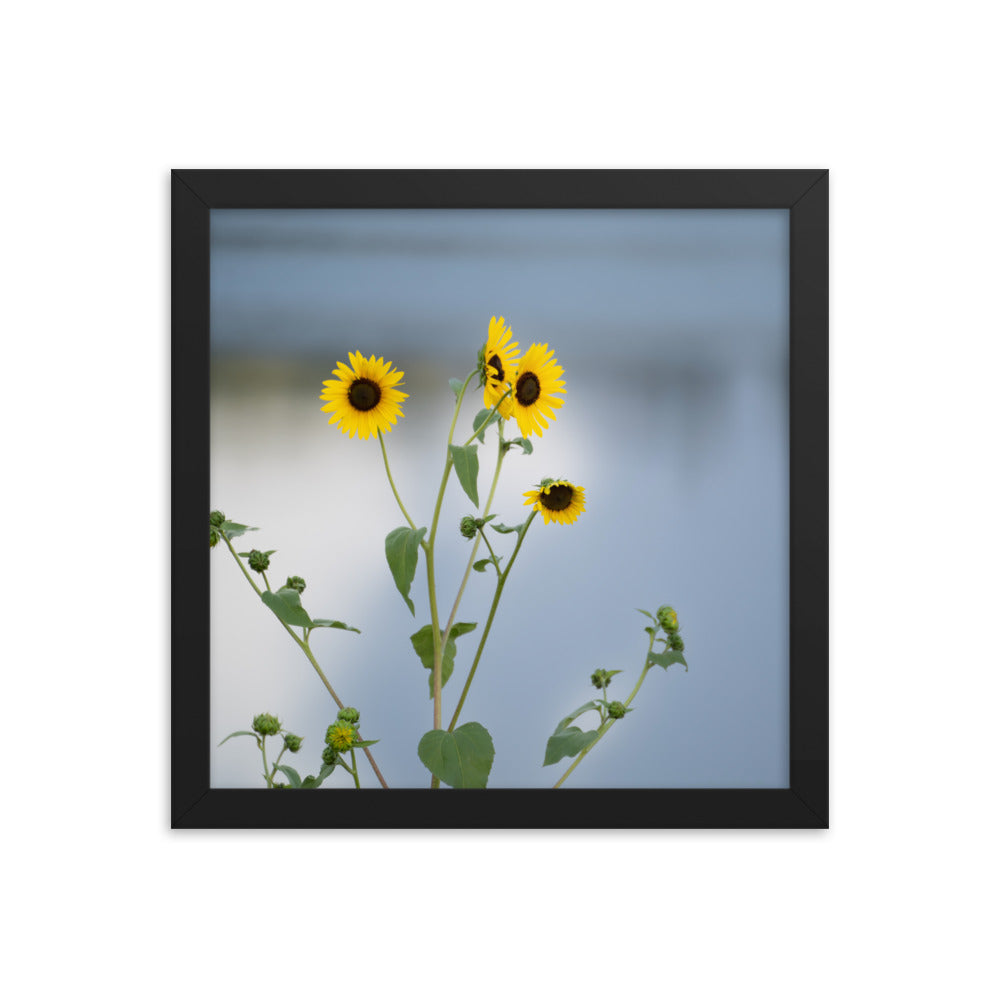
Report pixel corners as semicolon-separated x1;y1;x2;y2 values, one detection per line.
261;587;313;628
543;726;600;766
418;722;495;788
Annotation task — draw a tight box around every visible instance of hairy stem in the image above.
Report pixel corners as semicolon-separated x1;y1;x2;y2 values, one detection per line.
426;370;477;740
553;631;658;789
378;429;418;533
220;533;390;789
447;510;537;733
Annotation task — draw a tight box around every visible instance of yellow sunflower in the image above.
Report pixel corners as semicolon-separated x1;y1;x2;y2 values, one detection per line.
523;479;586;525
509;342;566;437
481;315;519;419
320;351;407;439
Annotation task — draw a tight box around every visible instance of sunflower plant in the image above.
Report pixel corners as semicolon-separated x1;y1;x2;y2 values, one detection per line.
212;316;687;789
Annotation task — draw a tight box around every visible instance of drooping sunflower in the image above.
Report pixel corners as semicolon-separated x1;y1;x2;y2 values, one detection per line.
480;315;519;419
508;342;566;437
523;479;586;525
320;351;408;439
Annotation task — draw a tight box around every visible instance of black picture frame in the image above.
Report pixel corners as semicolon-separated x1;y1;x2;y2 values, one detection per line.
172;169;828;829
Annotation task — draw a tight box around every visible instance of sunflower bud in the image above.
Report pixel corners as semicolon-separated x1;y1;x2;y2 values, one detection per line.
669;633;685;652
656;606;679;633
325;721;356;752
476;343;488;387
248;549;271;574
283;732;303;753
321;744;339;766
285;576;306;594
337;707;360;724
210;510;226;528
608;701;626;720
209;528;219;549
591;668;612;690
460;515;479;539
252;713;281;737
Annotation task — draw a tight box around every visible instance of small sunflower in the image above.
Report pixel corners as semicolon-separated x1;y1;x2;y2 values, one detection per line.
523;479;586;525
480;315;519;419
320;351;408;439
509;342;566;437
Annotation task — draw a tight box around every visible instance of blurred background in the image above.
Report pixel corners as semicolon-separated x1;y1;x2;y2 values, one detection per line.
210;208;789;789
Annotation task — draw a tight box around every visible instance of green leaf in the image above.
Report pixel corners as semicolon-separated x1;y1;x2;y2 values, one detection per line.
417;722;495;788
508;437;533;455
352;738;379;748
384;526;427;616
261;587;313;628
449;377;465;400
410;622;478;697
220;520;257;540
310;619;361;634
472;408;500;443
637;608;655;620
491;521;524;534
543;726;600;766
217;730;257;746
472;558;493;573
554;701;601;733
274;765;302;788
648;650;688;671
448;444;480;507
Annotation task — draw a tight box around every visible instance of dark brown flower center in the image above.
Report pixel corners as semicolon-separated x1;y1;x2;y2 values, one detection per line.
540;484;573;511
487;353;505;382
515;371;541;405
348;377;381;411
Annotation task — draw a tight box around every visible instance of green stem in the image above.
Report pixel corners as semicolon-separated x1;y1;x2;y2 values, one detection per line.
260;736;272;788
268;744;287;784
442;422;507;639
427;370;478;739
553;631;658;789
220;533;390;789
458;388;513;448
476;528;502;577
447;510;537;733
378;429;418;533
350;749;361;789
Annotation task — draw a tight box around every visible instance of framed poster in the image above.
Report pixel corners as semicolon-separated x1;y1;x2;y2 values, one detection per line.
172;169;828;828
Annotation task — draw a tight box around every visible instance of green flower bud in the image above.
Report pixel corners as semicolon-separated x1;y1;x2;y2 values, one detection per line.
321;744;339;766
460;515;478;540
325;721;356;752
337;707;360;724
252;713;281;737
476;343;488;386
283;732;303;753
248;549;271;573
670;633;685;652
656;606;679;632
608;701;626;720
272;782;288;789
209;510;226;528
209;528;219;549
591;669;612;690
285;576;306;594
